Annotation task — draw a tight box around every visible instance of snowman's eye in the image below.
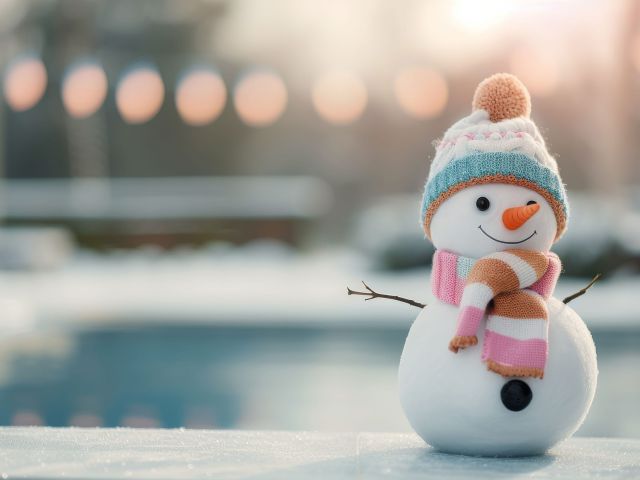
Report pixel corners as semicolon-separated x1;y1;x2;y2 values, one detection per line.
476;197;490;211
527;200;537;206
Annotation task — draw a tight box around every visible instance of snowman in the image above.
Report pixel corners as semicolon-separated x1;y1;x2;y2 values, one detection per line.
358;74;597;457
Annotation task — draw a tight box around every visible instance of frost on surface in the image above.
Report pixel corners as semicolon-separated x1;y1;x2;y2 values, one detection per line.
0;428;638;479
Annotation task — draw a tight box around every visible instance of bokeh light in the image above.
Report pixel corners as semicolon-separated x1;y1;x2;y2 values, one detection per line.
11;410;43;426
175;67;227;126
62;61;108;118
233;70;287;127
394;67;448;119
116;65;165;124
3;56;47;112
69;412;103;427
509;48;559;98
311;71;367;125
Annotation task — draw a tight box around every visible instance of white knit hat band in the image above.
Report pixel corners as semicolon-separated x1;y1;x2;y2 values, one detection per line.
428;110;558;182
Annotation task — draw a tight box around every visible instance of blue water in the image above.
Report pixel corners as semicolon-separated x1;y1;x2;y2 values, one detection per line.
0;323;637;436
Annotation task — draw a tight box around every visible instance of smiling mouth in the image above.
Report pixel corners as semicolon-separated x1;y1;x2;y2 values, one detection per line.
478;225;537;245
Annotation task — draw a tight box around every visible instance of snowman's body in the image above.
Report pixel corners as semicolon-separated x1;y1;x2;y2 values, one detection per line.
393;73;598;456
398;296;597;456
400;181;598;456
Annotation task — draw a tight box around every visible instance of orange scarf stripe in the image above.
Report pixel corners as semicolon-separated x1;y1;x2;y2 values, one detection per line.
485;360;545;380
467;258;520;293
490;291;548;319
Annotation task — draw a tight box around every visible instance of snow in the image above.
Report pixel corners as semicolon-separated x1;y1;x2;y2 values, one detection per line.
0;428;637;479
0;245;635;336
429;183;559;258
399;298;597;456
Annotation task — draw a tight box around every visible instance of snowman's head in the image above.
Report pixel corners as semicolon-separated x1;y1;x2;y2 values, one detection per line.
430;183;557;257
421;73;569;254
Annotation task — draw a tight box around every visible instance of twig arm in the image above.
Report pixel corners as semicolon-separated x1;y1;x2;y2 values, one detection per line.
347;281;426;309
348;272;599;309
562;273;602;304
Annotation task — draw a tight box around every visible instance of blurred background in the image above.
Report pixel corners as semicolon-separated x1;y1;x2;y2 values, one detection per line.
0;0;637;437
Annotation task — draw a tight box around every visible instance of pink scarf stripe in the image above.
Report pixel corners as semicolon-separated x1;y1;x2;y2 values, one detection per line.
482;331;548;370
456;306;485;337
530;252;561;297
432;250;465;305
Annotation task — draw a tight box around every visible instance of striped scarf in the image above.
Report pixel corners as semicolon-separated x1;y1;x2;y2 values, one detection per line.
431;249;561;379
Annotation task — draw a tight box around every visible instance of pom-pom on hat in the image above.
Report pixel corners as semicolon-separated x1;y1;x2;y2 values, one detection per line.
472;73;531;122
421;73;568;240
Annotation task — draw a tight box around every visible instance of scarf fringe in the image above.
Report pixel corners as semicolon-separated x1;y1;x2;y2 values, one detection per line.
448;335;478;353
485;359;544;379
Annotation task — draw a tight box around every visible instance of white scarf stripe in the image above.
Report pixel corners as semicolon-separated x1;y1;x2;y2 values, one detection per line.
486;315;548;341
460;282;494;307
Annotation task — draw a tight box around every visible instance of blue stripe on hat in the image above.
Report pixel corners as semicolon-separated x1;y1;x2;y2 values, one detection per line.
421;152;568;221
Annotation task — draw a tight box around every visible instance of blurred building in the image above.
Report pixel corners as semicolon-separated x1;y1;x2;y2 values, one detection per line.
0;0;638;250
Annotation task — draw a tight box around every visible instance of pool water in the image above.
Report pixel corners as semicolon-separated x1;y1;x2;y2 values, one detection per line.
0;323;637;436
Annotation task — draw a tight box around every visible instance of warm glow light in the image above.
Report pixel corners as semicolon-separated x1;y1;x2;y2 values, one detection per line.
311;71;367;125
62;61;108;118
3;56;47;112
69;413;103;427
234;70;287;127
12;410;43;426
394;68;448;119
122;414;160;428
176;68;226;126
509;48;559;98
116;65;165;124
451;0;513;32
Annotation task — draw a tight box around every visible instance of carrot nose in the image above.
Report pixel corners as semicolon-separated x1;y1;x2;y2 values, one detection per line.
502;203;540;230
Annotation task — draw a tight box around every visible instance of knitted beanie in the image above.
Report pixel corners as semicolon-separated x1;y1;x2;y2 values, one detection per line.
421;73;568;240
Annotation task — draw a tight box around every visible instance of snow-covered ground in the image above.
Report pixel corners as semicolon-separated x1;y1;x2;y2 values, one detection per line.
0;428;638;479
0;243;635;331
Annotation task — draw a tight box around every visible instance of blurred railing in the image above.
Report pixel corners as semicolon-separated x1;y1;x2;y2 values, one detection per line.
0;177;332;247
0;177;332;220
